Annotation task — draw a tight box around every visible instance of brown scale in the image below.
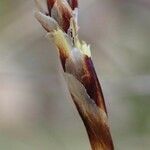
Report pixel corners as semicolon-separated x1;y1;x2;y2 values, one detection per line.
47;0;56;16
57;47;69;71
81;55;107;114
68;0;78;10
47;0;73;33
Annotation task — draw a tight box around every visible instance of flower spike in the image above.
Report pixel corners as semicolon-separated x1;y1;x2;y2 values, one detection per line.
34;0;114;149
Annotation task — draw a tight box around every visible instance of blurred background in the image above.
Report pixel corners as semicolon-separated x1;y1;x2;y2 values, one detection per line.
0;0;150;149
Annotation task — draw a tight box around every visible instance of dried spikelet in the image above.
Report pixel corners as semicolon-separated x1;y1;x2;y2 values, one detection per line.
34;0;114;149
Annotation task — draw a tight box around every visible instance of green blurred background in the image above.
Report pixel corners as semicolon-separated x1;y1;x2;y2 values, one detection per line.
0;0;150;149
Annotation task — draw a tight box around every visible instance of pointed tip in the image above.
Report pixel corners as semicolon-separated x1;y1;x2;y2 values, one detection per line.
34;11;58;32
34;0;49;14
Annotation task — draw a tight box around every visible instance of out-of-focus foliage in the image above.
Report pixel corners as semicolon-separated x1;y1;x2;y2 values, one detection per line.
0;0;150;150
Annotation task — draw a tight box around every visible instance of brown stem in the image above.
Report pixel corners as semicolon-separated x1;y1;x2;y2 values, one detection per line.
65;71;114;150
